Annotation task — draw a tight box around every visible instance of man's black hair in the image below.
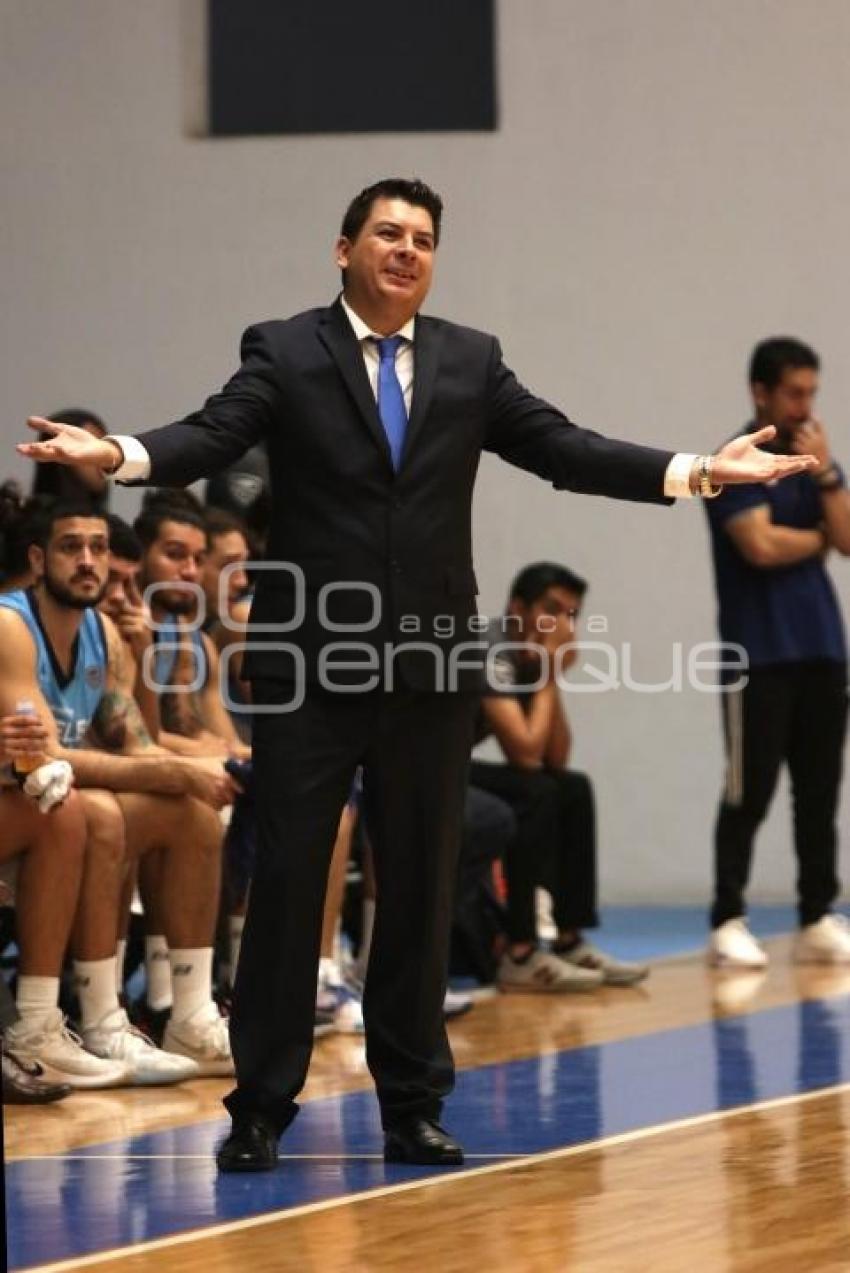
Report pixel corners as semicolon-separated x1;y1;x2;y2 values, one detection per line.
508;561;588;607
106;513;142;562
749;338;819;391
30;409;108;505
340;178;443;249
133;489;207;548
28;499;108;549
0;486;49;579
46;408;106;434
204;506;250;545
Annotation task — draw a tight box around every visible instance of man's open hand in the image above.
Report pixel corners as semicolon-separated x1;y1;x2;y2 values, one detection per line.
712;426;817;485
18;416;121;471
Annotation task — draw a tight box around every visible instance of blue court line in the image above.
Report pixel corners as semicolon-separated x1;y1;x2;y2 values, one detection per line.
595;903;801;962
7;989;850;1270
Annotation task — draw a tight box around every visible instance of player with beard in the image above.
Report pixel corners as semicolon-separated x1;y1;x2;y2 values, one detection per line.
0;501;237;1081
130;495;251;1026
134;494;251;762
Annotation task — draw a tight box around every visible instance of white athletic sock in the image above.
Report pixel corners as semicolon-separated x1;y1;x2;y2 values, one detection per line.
169;947;214;1024
318;955;341;989
115;939;127;996
74;958;121;1030
145;935;172;1011
15;975;60;1024
355;898;376;980
228;915;245;985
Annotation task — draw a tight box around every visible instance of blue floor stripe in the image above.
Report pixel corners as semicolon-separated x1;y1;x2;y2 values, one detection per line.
8;990;850;1270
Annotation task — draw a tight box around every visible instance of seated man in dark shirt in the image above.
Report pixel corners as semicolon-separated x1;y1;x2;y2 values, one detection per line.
471;562;648;992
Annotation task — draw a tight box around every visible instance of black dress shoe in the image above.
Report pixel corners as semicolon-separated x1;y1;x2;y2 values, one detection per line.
384;1117;464;1165
216;1114;280;1172
2;1049;72;1104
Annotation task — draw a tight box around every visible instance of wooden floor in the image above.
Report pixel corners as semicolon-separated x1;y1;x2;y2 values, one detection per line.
7;935;850;1272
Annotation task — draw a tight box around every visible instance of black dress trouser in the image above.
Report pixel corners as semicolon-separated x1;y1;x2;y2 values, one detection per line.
468;761;599;943
712;660;848;929
225;682;477;1134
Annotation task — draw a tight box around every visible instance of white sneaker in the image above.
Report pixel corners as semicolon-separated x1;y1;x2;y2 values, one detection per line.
793;914;850;964
708;918;768;969
497;949;604;993
334;986;365;1035
443;989;474;1019
82;1009;199;1086
557;940;649;987
4;1008;127;1089
162;1004;234;1076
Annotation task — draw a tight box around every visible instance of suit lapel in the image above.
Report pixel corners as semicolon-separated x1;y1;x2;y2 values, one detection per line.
317;302;393;468
402;316;443;468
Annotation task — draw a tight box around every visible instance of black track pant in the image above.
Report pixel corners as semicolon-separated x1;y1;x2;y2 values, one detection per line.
712;661;847;929
468;762;598;943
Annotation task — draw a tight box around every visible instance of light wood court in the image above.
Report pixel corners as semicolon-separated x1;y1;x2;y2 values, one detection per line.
8;935;850;1272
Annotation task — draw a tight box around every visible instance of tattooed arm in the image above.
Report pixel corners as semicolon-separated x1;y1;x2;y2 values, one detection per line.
0;608;234;805
158;627;235;758
87;616;161;755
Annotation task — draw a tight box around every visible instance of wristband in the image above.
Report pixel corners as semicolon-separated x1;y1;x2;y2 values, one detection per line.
815;464;843;491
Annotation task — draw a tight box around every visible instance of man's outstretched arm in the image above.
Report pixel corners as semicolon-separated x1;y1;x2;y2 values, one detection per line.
482;345;817;498
19;325;279;487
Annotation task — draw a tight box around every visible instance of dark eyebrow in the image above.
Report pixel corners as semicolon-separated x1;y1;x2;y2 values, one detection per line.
58;533;107;546
374;220;434;245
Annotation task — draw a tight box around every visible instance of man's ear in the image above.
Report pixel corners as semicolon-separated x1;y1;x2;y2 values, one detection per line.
28;543;45;580
506;598;527;630
335;236;351;270
751;382;768;413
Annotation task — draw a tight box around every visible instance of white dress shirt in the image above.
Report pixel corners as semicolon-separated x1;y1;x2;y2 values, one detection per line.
105;300;697;495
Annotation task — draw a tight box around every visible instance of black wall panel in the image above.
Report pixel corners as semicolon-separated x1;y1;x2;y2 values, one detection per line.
209;0;496;136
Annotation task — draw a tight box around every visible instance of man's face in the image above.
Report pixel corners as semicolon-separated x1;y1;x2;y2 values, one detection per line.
201;530;249;619
336;197;435;321
31;516;109;610
140;519;206;616
752;366;819;442
515;585;583;650
99;554;142;621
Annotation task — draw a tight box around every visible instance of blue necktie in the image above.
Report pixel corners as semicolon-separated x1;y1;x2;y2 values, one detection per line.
374;336;408;471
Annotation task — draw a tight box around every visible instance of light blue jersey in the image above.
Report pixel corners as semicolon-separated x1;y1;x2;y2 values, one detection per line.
151;616;207;692
0;588;107;749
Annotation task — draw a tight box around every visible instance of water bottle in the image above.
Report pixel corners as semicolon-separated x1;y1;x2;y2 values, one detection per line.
13;699;47;775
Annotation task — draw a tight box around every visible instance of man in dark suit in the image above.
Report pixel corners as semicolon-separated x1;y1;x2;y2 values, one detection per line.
20;178;815;1171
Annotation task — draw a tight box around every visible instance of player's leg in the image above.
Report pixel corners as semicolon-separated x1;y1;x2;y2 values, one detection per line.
2;788;126;1088
118;791;232;1074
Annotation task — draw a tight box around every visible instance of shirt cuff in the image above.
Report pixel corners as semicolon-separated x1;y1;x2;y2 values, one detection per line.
106;435;151;482
664;453;698;499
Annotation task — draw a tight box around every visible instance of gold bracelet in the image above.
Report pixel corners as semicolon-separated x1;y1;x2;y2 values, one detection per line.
699;455;723;499
688;457;702;496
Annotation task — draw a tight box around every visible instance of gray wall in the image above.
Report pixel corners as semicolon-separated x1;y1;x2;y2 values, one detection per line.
3;0;848;901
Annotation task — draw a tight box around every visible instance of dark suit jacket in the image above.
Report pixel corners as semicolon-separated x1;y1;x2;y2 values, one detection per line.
132;300;675;689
